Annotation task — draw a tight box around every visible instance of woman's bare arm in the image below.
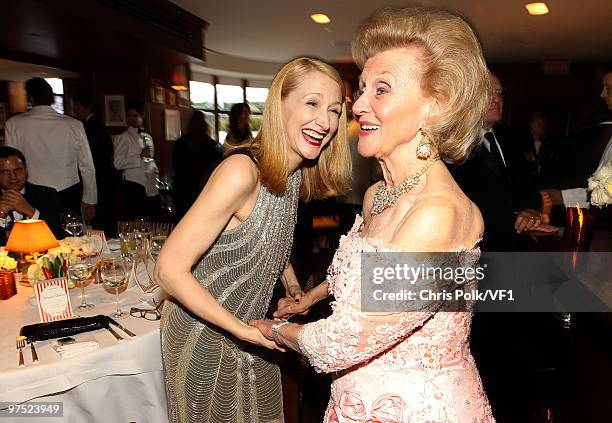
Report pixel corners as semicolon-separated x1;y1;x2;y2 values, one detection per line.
155;155;282;350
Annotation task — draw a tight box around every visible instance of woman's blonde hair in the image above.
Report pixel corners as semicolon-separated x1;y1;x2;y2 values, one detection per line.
247;57;350;201
352;8;490;163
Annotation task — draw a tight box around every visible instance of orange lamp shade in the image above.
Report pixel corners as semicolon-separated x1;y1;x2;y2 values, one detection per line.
171;65;189;91
5;219;60;254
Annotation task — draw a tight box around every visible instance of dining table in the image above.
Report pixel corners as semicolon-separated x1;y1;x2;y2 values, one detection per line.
0;275;168;423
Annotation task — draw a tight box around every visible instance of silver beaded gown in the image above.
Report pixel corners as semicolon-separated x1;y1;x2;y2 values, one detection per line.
161;168;301;423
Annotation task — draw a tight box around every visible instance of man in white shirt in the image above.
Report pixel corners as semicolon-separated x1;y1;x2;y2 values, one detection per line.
541;71;612;209
113;99;159;219
5;78;97;220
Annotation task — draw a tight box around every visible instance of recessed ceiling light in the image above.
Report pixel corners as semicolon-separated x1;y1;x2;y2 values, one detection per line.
525;2;549;15
310;13;331;24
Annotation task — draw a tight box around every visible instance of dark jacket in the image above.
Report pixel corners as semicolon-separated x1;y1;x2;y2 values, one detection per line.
173;133;223;219
0;182;62;245
83;113;117;234
451;124;542;251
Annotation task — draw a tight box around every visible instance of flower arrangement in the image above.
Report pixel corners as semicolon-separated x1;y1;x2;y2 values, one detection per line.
0;249;18;271
26;236;94;288
588;162;612;208
0;249;17;299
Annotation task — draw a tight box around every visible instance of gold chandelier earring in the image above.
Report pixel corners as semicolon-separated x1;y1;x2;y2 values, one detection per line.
416;128;432;160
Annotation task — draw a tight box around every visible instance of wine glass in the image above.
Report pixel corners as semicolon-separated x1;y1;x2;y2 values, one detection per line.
150;234;166;258
68;259;95;311
63;211;83;237
100;256;130;319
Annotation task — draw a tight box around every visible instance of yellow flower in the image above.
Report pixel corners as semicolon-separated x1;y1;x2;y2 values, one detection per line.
1;256;17;270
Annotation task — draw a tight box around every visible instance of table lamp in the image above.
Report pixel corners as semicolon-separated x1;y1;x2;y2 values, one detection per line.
5;219;60;286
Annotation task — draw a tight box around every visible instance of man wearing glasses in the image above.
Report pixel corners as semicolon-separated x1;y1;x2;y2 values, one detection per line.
452;72;545;252
450;72;548;422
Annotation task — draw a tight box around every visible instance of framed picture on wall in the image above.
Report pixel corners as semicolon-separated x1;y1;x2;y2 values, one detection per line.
0;103;7;130
151;79;165;104
177;90;190;108
164;109;181;141
167;90;176;106
104;95;127;127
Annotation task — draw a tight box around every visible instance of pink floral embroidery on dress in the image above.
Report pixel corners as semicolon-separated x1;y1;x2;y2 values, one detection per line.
299;215;495;423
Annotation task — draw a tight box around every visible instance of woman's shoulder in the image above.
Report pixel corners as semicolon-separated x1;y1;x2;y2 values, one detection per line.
210;153;259;194
393;192;481;251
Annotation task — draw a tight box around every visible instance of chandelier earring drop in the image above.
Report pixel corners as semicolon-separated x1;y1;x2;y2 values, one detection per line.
416;128;432;160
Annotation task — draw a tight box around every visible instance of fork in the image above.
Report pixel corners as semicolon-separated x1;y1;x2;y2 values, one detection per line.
16;336;26;367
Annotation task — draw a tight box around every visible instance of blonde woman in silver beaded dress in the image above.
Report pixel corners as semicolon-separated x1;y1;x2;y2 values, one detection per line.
155;57;350;423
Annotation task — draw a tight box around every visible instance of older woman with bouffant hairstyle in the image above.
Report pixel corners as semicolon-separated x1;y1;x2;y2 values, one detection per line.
353;7;490;163
251;8;496;423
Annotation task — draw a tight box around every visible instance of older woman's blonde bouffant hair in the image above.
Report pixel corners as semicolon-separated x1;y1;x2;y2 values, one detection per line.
250;57;351;201
352;8;490;163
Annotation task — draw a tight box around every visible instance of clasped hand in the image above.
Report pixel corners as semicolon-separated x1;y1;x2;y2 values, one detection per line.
0;189;34;218
248;285;313;347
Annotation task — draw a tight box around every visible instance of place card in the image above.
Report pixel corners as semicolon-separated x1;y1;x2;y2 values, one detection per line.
35;278;74;323
86;230;110;257
132;255;158;293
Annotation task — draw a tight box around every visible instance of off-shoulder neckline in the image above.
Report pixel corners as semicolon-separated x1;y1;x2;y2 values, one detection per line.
348;214;481;254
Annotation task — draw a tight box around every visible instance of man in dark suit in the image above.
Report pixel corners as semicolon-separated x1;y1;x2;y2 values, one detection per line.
541;71;612;229
452;73;544;252
451;73;552;422
521;111;557;188
74;92;118;236
0;146;62;245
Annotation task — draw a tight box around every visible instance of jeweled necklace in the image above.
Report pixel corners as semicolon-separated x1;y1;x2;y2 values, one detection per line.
370;154;441;216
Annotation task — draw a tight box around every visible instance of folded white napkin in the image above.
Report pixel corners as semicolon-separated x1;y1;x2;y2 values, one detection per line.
56;341;100;359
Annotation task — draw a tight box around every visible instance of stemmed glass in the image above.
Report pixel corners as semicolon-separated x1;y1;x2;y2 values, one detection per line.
100;256;130;319
63;211;83;237
68;258;95;311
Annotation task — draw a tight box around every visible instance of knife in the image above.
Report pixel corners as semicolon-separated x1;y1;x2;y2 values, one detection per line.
107;317;136;337
27;339;39;363
106;325;124;342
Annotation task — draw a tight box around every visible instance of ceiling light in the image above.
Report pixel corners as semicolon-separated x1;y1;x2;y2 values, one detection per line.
525;2;549;15
310;13;331;24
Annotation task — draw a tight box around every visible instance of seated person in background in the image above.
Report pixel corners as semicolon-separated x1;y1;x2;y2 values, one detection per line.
0;146;62;244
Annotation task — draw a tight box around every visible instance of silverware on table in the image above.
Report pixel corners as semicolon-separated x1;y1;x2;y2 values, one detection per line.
106;326;124;342
107;317;136;337
16;336;26;367
29;340;39;363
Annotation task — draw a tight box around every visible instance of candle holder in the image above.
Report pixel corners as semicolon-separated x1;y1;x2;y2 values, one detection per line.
561;206;594;252
0;269;17;300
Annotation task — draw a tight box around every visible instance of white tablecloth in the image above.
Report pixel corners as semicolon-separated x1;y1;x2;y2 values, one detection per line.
0;279;168;422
